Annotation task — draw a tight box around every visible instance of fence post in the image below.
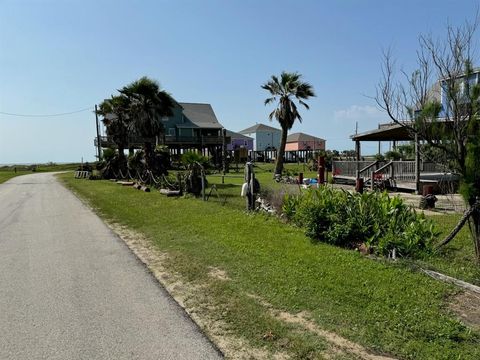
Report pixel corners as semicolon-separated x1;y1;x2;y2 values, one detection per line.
415;133;420;194
318;156;325;184
244;162;256;211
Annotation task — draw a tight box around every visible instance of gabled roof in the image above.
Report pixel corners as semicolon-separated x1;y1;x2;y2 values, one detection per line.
226;130;253;140
178;102;224;129
239;123;281;134
287;132;325;143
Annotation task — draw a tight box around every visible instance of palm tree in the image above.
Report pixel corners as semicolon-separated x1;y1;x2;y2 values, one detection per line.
119;76;175;171
262;72;315;176
97;95;131;170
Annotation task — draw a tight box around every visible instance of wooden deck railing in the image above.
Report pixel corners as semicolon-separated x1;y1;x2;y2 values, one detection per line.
359;160;379;183
332;161;373;178
333;160;448;182
95;135;224;148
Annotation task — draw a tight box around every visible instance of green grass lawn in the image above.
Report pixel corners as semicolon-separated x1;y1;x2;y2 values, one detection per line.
205;162;324;211
212;163;480;285
421;214;480;285
60;173;480;359
0;170;31;184
0;163;82;184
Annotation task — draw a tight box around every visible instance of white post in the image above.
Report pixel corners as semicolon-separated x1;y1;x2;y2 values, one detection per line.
415;133;421;194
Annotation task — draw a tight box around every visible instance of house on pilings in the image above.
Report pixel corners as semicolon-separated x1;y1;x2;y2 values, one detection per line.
285;132;326;162
238;123;282;162
95;102;230;162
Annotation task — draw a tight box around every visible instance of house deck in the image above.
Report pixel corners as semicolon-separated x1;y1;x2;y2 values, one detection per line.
332;160;459;194
333;175;418;192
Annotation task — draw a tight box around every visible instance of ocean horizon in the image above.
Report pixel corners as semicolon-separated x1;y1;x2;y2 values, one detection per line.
0;161;81;167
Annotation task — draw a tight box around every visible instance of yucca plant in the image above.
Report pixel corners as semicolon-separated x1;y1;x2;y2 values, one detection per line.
283;187;437;258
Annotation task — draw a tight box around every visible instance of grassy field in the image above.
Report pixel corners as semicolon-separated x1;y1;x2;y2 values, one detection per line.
206;162;322;211
208;164;480;285
421;214;480;285
0;163;82;184
0;170;30;184
60;172;480;360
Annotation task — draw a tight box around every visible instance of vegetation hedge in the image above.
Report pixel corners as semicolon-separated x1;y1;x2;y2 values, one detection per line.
283;187;438;258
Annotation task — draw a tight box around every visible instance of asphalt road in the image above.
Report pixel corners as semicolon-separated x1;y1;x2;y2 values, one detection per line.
0;173;222;360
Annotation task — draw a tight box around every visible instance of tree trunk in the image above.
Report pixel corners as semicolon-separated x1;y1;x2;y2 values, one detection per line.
274;128;288;176
470;209;480;263
435;205;475;248
144;142;153;171
118;145;127;171
436;199;480;263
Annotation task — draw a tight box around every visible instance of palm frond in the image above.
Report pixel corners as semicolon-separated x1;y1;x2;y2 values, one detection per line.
264;97;276;105
298;99;310;109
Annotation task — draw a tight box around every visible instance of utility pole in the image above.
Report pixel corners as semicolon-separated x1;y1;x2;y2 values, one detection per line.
222;128;227;184
95;104;102;161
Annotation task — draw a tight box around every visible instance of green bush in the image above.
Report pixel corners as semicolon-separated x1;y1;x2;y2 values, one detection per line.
283;187;438;258
181;151;209;168
128;150;145;173
102;148;116;162
385;150;401;161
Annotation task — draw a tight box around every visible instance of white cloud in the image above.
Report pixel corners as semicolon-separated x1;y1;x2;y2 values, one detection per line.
333;105;385;122
332;105;389;135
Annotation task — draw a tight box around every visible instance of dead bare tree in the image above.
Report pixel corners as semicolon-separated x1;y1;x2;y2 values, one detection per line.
375;17;480;261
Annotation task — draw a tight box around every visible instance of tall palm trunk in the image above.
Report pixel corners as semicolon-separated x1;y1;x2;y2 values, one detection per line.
118;145;127;171
144;141;154;171
274;127;288;176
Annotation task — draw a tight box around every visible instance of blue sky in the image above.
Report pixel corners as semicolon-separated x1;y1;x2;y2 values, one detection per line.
0;0;478;163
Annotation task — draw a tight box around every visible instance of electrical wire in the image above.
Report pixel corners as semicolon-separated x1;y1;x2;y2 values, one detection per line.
0;106;94;117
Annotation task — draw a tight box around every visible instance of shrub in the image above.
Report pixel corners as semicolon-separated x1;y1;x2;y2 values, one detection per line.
102;148;116;162
180;151;209;196
151;145;170;176
283;187;438;258
181;151;209;169
128;150;145;174
385;150;401;161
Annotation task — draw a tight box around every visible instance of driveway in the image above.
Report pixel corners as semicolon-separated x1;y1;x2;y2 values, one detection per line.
0;172;222;359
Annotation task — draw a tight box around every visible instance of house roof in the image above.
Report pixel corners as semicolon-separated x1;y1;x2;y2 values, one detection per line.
239;123;281;134
178;102;224;129
351;119;458;142
351;123;413;141
286;132;325;143
225;130;253;140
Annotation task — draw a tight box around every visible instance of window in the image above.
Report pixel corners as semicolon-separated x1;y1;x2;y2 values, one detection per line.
168;128;175;136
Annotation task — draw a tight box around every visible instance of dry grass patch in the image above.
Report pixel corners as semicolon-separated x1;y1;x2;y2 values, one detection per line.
248;294;396;360
450;290;480;330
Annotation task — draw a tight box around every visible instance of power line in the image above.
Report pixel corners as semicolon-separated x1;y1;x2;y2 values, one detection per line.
0;106;94;118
